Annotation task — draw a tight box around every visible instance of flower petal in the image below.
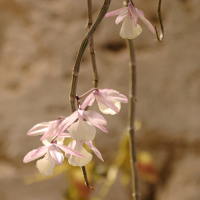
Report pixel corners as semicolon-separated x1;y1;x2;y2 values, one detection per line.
68;142;92;167
59;111;78;131
138;9;155;34
49;145;64;165
40;119;63;141
56;143;84;158
128;2;139;27
65;140;77;158
105;7;128;18
98;100;120;115
120;13;142;39
23;146;48;163
85;141;104;162
81;93;95;110
94;92;119;114
68;120;96;142
36;155;55;176
101;89;128;103
115;8;128;24
27;121;53;136
84;110;107;125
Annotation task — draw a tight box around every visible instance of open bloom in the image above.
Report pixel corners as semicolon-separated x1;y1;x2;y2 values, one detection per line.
66;140;104;166
105;2;155;39
59;109;107;141
23;140;84;176
81;89;128;115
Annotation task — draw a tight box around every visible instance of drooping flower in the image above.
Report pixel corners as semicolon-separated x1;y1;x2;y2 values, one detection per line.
59;109;107;141
81;89;128;115
23;140;84;176
66;140;103;166
105;2;155;39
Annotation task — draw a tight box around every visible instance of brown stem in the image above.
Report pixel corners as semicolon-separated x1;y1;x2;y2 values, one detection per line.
126;39;141;200
70;0;111;112
87;0;99;88
69;0;111;190
155;0;164;42
125;0;140;198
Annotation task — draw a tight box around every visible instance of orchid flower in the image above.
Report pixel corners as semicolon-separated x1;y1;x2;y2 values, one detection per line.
59;109;107;142
26;117;70;141
81;89;128;115
105;2;155;39
66;140;103;166
23;140;84;176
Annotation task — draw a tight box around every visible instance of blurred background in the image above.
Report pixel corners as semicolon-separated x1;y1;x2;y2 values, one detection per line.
0;0;200;199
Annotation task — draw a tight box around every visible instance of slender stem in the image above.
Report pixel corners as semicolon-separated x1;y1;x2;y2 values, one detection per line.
81;166;95;190
70;0;111;112
155;0;164;42
126;39;140;200
87;0;99;88
125;0;140;198
69;0;111;189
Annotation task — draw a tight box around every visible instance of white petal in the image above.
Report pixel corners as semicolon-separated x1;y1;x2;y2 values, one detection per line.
98;100;121;115
69;120;96;142
36;155;55;176
68;142;92;166
120;14;142;39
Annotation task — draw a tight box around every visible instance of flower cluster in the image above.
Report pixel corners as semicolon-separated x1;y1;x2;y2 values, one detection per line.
105;2;155;39
23;88;128;176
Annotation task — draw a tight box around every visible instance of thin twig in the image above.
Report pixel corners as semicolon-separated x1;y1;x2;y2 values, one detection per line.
81;166;95;190
125;1;141;199
70;0;111;112
155;0;164;42
126;40;141;200
87;0;99;88
69;0;111;189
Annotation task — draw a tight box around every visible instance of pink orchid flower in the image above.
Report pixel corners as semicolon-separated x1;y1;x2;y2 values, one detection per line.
66;140;104;166
27;117;70;141
81;89;128;115
105;2;155;39
59;109;107;142
23;140;84;176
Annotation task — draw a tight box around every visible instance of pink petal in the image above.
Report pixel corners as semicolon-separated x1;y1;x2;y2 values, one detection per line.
23;146;48;163
40;120;62;141
115;14;127;24
105;7;128;18
31;145;49;158
49;145;64;165
102;89;128;103
85;142;104;162
138;10;156;34
81;93;95;110
87;119;108;133
128;2;139;27
84;110;107;125
95;93;119;114
59;111;78;131
27;121;53;136
56;144;84;158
